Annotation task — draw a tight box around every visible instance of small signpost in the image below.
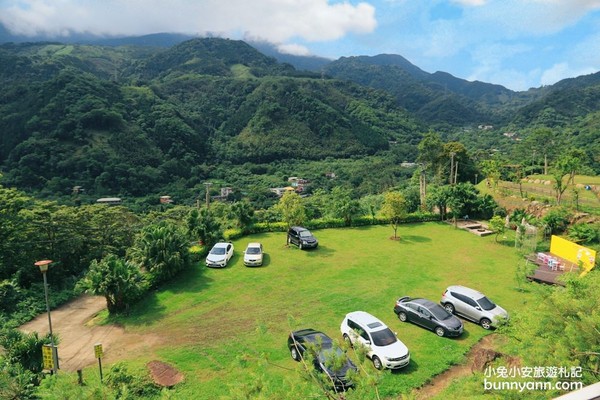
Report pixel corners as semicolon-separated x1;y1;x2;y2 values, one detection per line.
42;344;54;371
94;343;104;382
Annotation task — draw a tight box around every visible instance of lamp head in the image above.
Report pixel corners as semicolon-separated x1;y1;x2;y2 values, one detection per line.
34;259;53;273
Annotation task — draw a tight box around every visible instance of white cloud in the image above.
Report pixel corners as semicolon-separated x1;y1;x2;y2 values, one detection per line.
541;62;597;86
276;43;311;56
451;0;486;6
0;0;377;42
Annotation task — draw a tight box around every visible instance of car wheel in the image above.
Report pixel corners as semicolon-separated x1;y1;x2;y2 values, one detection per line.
398;312;407;322
372;356;383;370
435;327;446;337
290;346;301;361
343;334;353;348
480;318;492;330
444;303;455;314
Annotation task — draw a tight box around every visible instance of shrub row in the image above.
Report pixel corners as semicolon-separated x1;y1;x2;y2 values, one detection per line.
223;212;439;241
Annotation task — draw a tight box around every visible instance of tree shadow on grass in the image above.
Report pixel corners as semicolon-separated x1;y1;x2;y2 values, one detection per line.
397;235;432;243
305;245;335;258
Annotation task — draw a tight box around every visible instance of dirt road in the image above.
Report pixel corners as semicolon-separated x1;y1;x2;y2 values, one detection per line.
20;295;160;372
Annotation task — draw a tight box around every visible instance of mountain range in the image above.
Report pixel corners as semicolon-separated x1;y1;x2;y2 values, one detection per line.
1;33;599;200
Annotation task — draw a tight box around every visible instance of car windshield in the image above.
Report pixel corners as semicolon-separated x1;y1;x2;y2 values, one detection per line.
318;346;343;363
429;304;453;320
477;296;496;311
246;247;261;255
210;247;226;255
370;328;397;347
299;230;313;238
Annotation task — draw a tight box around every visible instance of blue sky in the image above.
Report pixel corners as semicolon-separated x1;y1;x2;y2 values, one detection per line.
1;0;600;91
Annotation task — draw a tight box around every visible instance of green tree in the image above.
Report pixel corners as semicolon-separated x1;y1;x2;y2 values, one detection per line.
417;132;445;182
275;191;306;231
426;185;452;220
129;221;191;287
228;200;255;230
0;328;55;373
328;187;361;226
381;191;407;239
521;127;563;175
0;359;38;400
78;254;147;314
187;208;223;248
553;148;586;204
505;272;600;388
479;159;502;190
360;194;384;223
488;215;506;243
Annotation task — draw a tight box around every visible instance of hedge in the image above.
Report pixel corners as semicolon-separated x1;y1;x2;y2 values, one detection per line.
222;212;439;241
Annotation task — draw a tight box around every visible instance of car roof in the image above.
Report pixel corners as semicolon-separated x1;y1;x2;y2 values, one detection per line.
213;242;230;248
292;329;332;344
246;242;262;247
412;298;439;309
345;311;388;331
446;285;485;299
290;226;308;231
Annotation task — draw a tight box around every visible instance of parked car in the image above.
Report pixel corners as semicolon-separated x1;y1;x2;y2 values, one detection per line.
205;242;234;268
287;226;318;249
340;311;410;370
394;297;463;337
440;285;509;330
243;242;263;267
288;328;357;390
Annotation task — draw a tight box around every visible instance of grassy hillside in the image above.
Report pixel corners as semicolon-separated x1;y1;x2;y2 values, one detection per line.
55;223;535;399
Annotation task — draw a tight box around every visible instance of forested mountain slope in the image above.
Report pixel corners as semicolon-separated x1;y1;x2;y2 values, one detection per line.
0;38;423;198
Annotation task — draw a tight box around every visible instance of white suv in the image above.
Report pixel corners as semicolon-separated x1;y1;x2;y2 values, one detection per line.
340;311;410;370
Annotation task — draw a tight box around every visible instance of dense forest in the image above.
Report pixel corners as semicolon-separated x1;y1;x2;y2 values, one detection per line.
1;36;599;207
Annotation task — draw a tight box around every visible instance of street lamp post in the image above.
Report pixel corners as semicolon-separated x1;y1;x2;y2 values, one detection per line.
34;259;58;374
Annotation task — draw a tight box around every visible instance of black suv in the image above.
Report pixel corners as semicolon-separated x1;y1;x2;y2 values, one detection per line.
287;226;318;249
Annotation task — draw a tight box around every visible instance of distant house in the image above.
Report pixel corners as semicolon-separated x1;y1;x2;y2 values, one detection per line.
96;197;122;205
211;187;234;202
325;172;336;179
478;125;494;130
160;195;173;204
270;187;295;197
503;132;521;141
288;177;309;192
400;162;418;168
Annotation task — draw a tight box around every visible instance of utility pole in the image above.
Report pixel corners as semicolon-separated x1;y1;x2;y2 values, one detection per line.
204;182;212;208
449;152;456;185
419;164;427;210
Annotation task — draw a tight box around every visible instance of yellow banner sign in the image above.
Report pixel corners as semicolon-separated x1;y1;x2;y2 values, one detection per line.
42;344;54;370
94;343;103;359
550;235;597;274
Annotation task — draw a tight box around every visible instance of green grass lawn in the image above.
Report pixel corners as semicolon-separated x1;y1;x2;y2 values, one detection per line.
89;223;535;399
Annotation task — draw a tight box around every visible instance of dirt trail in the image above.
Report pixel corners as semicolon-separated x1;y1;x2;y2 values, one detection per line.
414;334;508;399
20;295;161;372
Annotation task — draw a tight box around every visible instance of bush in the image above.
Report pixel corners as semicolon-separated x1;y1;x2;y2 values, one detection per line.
106;362;160;398
568;223;600;244
542;208;572;234
0;359;38;400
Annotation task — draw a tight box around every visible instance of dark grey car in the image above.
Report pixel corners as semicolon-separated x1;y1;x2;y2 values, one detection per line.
287;226;318;249
287;328;356;390
394;297;464;337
